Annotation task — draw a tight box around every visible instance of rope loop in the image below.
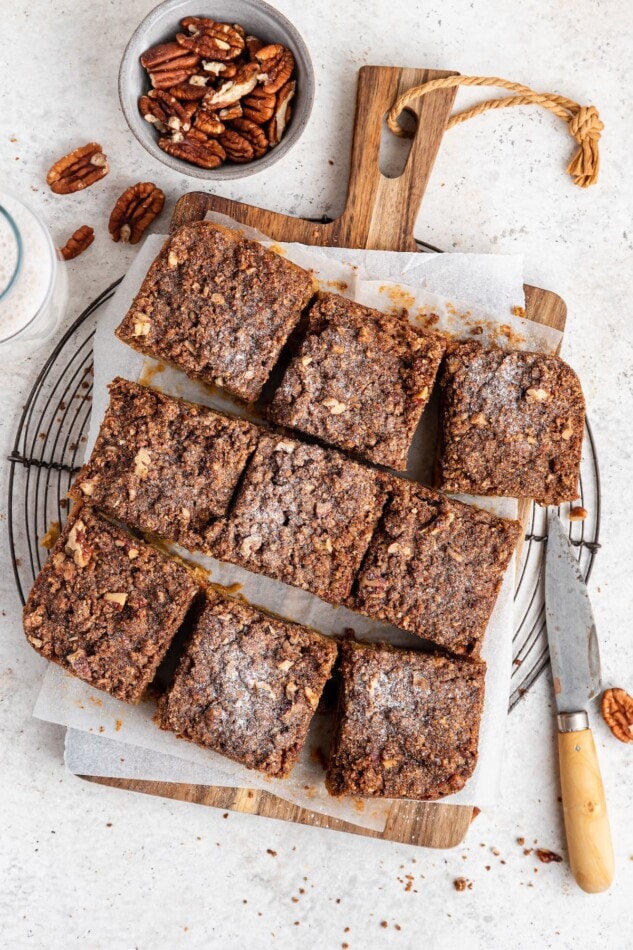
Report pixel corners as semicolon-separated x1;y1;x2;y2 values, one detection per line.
386;75;603;188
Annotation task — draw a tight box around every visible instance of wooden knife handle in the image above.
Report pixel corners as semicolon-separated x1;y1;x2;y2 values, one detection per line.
558;726;614;892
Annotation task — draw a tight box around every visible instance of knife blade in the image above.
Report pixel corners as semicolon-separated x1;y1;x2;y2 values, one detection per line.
545;512;601;714
544;511;614;893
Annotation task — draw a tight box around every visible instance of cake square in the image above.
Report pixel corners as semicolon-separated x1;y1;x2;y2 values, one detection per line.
326;641;486;800
115;223;315;402
23;506;200;703
268;293;446;470
70;378;259;552
438;341;585;504
217;434;388;604
350;479;521;656
156;588;338;777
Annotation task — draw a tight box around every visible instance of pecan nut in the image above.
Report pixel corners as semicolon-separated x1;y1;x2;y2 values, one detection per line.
242;86;276;124
176;22;244;60
202;62;258;111
245;35;264;58
217;102;243;122
218;129;254;163
46;143;108;195
140;42;200;89
267;80;296;146
158;134;226;169
194;111;225;137
140;42;198;71
60;226;94;261
148;90;192;132
231;118;268;158
601;688;633;743
168;80;208;101
139;95;170;133
255;44;295;94
108;182;165;244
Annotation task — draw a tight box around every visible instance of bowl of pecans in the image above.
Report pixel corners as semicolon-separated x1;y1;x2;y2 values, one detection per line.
119;0;315;179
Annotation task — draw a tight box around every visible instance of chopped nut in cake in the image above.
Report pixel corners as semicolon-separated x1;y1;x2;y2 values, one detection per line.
22;506;200;703
438;341;585;504
350;479;521;656
70;378;258;552
326;641;486;799
269;293;445;470
156;587;338;777
216;434;388;604
115;222;315;401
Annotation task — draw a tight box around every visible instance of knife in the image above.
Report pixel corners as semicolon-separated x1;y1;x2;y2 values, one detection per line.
545;512;614;893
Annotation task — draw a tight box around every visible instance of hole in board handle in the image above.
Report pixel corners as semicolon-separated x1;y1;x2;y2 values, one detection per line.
378;108;417;179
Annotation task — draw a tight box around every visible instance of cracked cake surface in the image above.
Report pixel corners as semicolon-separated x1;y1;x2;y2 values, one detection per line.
115;222;315;402
70;377;259;553
350;478;521;656
156;587;338;777
23;505;200;703
438;341;585;504
326;640;486;800
269;292;446;470
217;434;388;604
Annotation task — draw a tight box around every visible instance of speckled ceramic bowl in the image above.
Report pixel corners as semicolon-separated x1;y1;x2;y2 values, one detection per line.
119;0;315;180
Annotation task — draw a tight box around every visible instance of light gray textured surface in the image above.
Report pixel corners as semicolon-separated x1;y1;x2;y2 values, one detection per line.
1;0;631;947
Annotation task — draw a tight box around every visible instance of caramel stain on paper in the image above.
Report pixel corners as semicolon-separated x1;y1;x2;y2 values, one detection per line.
223;582;244;596
268;243;287;257
354;798;365;814
310;746;328;770
512;305;526;318
115;719;122;732
139;361;167;387
379;283;416;313
88;696;103;707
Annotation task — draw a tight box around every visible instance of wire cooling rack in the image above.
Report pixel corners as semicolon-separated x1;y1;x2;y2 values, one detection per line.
7;277;601;711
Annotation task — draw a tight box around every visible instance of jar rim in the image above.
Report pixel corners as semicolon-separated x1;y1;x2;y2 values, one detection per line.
0;205;23;302
0;197;58;347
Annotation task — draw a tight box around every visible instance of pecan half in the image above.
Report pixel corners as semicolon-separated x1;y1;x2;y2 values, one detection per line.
218;102;243;122
180;15;217;34
60;225;94;260
200;59;230;77
245;35;264;58
267;80;295;146
219;129;254;163
108;182;165;244
601;688;633;743
140;42;198;71
168;81;208;101
231;118;268;158
255;44;295;94
148;89;192;132
139;95;169;133
242;86;276;124
141;44;201;90
202;62;258;110
194;111;225;137
176;22;244;61
158;135;226;169
46;143;108;195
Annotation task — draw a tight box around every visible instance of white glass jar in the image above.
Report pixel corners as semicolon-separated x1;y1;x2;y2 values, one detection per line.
0;192;68;358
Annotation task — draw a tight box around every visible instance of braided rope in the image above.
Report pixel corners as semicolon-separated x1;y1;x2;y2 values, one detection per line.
386;75;603;188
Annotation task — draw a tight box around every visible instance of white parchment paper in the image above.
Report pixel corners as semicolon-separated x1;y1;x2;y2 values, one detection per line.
32;218;554;830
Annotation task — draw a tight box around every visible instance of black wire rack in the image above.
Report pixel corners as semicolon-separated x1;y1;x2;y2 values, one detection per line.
7;276;601;712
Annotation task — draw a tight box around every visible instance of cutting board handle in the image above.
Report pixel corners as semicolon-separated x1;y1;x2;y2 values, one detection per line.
333;66;458;251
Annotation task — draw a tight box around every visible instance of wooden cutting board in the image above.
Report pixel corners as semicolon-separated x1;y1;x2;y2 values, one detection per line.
86;65;567;848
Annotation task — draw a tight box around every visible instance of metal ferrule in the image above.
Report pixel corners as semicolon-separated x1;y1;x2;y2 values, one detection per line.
557;710;589;733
